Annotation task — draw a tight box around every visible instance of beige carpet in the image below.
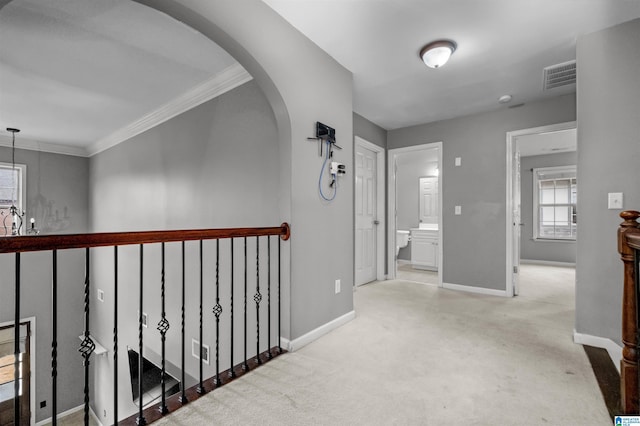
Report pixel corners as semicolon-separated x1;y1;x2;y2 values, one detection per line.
149;264;610;426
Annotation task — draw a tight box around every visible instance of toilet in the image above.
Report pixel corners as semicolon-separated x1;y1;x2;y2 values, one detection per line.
396;230;410;255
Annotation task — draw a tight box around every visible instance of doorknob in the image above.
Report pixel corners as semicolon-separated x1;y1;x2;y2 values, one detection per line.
373;220;380;225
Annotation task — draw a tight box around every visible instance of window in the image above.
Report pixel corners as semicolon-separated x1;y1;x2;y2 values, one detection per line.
0;162;26;236
533;165;576;240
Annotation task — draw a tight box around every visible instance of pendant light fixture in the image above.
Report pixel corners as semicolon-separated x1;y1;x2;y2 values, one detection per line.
2;128;24;235
420;40;457;69
2;128;38;236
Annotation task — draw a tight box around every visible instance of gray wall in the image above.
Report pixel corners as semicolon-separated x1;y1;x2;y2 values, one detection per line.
575;18;640;344
388;94;576;290
0;147;89;422
140;0;355;343
0;146;89;234
88;80;281;421
353;112;387;149
89;81;280;232
520;152;577;264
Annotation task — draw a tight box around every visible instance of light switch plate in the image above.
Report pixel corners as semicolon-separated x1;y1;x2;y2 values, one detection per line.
455;205;462;215
455;157;461;167
608;192;623;209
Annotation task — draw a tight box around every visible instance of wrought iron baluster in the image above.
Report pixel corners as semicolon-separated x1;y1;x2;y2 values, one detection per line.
14;253;20;426
255;236;262;365
197;240;204;394
136;245;146;426
157;242;170;414
179;241;188;404
52;250;58;425
78;248;96;426
229;238;236;378
267;236;272;359
278;237;282;353
213;239;222;386
113;246;118;425
243;237;249;371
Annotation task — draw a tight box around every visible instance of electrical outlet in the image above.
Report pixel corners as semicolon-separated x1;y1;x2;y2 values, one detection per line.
335;279;341;294
97;289;104;302
455;205;462;215
104;409;107;418
137;311;148;328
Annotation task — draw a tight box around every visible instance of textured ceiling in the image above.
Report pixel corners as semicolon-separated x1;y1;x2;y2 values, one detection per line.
264;0;640;130
0;0;237;149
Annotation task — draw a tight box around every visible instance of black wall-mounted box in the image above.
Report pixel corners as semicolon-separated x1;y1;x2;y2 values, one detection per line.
316;122;335;143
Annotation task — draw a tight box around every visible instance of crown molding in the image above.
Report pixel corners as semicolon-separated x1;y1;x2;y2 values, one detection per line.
87;63;253;157
0;134;89;157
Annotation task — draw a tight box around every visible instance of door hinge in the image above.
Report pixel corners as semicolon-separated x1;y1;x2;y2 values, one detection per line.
513;266;518;274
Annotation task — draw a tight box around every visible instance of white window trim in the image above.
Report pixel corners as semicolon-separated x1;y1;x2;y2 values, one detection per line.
533;165;576;241
0;162;27;228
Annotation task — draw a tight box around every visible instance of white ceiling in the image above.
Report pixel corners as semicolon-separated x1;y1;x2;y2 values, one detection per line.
0;0;238;153
517;128;577;158
1;1;639;156
264;0;640;130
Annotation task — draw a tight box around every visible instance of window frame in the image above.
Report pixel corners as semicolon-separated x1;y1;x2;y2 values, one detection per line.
0;161;27;236
532;165;577;241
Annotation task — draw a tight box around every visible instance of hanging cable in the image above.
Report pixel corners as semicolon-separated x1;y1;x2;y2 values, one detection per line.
318;139;337;201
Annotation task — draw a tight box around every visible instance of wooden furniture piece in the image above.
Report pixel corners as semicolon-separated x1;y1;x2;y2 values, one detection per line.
618;210;640;414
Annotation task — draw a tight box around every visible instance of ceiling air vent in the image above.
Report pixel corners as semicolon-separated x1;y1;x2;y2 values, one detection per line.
543;60;576;90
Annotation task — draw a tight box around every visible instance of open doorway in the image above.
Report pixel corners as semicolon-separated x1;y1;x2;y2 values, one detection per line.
0;319;34;426
506;121;577;296
387;143;442;286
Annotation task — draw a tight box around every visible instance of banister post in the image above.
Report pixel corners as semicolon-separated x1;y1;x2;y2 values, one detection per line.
619;210;640;414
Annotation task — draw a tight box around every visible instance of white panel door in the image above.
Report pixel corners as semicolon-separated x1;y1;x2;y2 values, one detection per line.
355;145;377;285
419;176;439;225
512;149;521;296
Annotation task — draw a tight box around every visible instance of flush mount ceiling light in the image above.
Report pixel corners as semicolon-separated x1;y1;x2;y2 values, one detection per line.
420;40;457;69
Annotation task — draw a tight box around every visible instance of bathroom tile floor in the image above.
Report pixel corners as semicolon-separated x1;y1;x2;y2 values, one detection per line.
396;262;439;285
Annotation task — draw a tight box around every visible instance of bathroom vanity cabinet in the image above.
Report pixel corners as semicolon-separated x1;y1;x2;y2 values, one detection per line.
410;228;438;271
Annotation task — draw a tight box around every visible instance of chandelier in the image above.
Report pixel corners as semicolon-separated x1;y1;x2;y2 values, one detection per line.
2;128;38;236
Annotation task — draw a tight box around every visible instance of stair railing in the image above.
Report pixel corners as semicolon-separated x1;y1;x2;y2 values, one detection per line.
0;223;290;425
618;211;640;414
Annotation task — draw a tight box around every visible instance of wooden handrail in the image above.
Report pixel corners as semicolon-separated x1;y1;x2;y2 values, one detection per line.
627;233;640;251
0;222;290;254
619;210;640;414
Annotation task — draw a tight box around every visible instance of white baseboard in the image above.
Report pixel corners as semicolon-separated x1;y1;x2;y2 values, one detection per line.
36;404;90;426
91;407;104;426
280;310;356;352
396;259;411;265
573;330;622;373
520;259;576;267
36;405;103;426
443;282;509;297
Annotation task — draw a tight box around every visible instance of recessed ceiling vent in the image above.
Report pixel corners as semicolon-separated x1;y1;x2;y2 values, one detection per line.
543;60;576;90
